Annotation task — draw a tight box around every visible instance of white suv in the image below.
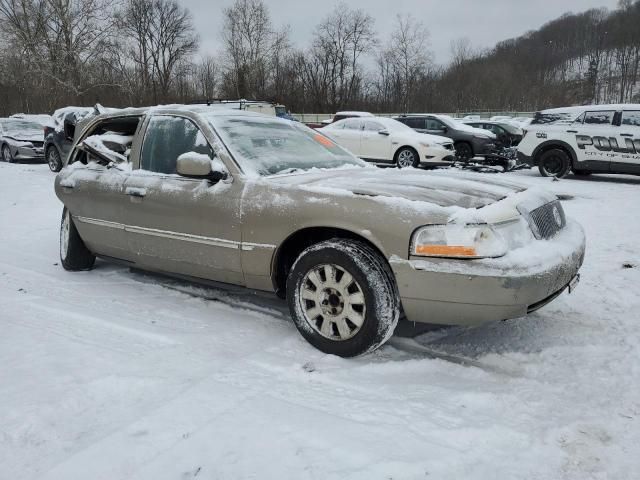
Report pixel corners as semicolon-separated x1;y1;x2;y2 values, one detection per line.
518;104;640;177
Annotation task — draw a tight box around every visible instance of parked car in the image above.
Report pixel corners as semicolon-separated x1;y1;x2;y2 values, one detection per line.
394;114;496;160
463;120;524;147
0;118;45;163
44;106;96;172
518;104;640;177
55;106;585;357
322;116;455;167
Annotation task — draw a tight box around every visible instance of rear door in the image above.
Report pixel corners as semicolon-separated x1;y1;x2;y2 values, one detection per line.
55;127;135;261
571;110;616;171
612;110;640;173
360;120;392;161
121;114;244;285
328;119;363;155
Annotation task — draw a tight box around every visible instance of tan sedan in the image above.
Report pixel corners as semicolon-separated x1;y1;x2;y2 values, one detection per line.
55;106;585;357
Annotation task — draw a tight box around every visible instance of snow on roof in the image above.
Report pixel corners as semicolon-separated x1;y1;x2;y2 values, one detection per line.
540;104;640;114
334;111;374;117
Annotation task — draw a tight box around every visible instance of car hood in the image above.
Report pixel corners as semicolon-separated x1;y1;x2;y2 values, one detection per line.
269;167;527;209
3;132;44;142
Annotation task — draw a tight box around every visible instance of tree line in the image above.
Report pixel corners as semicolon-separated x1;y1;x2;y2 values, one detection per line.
1;0;639;117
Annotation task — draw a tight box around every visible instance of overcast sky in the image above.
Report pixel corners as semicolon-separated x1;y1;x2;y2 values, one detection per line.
182;0;620;65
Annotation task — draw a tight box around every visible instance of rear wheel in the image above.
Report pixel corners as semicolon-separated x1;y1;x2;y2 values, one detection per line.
286;239;400;357
47;146;63;172
60;208;95;271
2;144;14;163
538;148;571;178
395;147;419;168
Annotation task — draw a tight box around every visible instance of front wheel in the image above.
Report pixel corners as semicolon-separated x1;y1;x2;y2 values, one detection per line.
47;147;63;172
455;142;473;161
286;239;400;357
538;148;571;178
396;147;419;168
60;208;96;271
2;144;14;163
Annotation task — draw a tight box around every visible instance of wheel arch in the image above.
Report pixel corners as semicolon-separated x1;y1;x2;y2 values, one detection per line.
393;145;419;162
271;226;389;298
532;140;578;166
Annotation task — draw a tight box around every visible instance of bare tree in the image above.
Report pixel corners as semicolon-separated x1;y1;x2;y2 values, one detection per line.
221;0;289;99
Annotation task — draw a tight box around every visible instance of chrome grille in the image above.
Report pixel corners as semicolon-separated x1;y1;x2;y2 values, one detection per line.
527;200;566;240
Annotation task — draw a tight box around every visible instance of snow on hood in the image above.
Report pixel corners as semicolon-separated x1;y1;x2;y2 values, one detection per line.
268;167;526;209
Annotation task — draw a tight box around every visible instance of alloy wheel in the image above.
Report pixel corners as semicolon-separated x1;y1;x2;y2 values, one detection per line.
397;149;416;168
298;263;366;341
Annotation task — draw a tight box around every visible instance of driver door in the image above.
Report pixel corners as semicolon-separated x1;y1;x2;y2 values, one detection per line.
121;114;244;285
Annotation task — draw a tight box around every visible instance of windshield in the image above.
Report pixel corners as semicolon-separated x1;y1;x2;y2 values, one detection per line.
0;120;42;135
208;114;366;176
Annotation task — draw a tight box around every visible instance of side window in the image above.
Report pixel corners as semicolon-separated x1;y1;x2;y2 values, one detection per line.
621;111;640;128
364;121;384;132
403;118;425;129
140;116;212;174
583;111;614;125
426;118;446;130
343;119;362;130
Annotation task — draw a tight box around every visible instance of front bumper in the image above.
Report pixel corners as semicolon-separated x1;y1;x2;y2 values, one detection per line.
423;147;456;164
13;145;45;161
390;220;586;326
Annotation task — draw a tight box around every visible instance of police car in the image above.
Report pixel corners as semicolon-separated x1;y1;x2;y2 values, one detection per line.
517;104;640;177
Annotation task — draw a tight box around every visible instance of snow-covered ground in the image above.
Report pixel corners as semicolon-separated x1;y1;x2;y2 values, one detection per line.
1;163;639;480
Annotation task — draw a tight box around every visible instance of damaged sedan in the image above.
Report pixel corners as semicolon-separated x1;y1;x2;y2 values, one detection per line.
54;106;585;357
0;118;45;163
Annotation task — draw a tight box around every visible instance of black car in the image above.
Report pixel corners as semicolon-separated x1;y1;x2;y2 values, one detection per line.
394;114;497;160
44;107;96;172
464;121;524;147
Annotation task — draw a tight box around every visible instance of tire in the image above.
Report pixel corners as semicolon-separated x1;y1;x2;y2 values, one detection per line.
2;144;14;163
455;142;473;161
395;147;419;168
538;148;571;178
60;208;95;271
286;239;400;357
47;146;63;172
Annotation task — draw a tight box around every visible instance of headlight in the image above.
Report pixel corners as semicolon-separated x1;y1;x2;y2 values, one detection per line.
419;141;432;147
411;224;508;258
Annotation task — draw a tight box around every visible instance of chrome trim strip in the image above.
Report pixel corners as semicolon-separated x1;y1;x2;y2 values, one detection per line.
74;216;239;249
241;242;276;251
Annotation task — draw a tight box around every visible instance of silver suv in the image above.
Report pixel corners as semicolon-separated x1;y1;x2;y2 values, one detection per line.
55;106;585;357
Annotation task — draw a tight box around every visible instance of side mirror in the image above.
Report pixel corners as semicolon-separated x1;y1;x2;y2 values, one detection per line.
176;152;228;182
378;129;390;136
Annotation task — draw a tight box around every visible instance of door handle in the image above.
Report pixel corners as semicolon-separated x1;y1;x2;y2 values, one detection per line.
566;130;578;133
620;133;634;137
125;187;146;198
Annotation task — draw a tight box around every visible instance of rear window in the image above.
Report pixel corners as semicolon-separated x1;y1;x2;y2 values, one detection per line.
621;111;640;127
